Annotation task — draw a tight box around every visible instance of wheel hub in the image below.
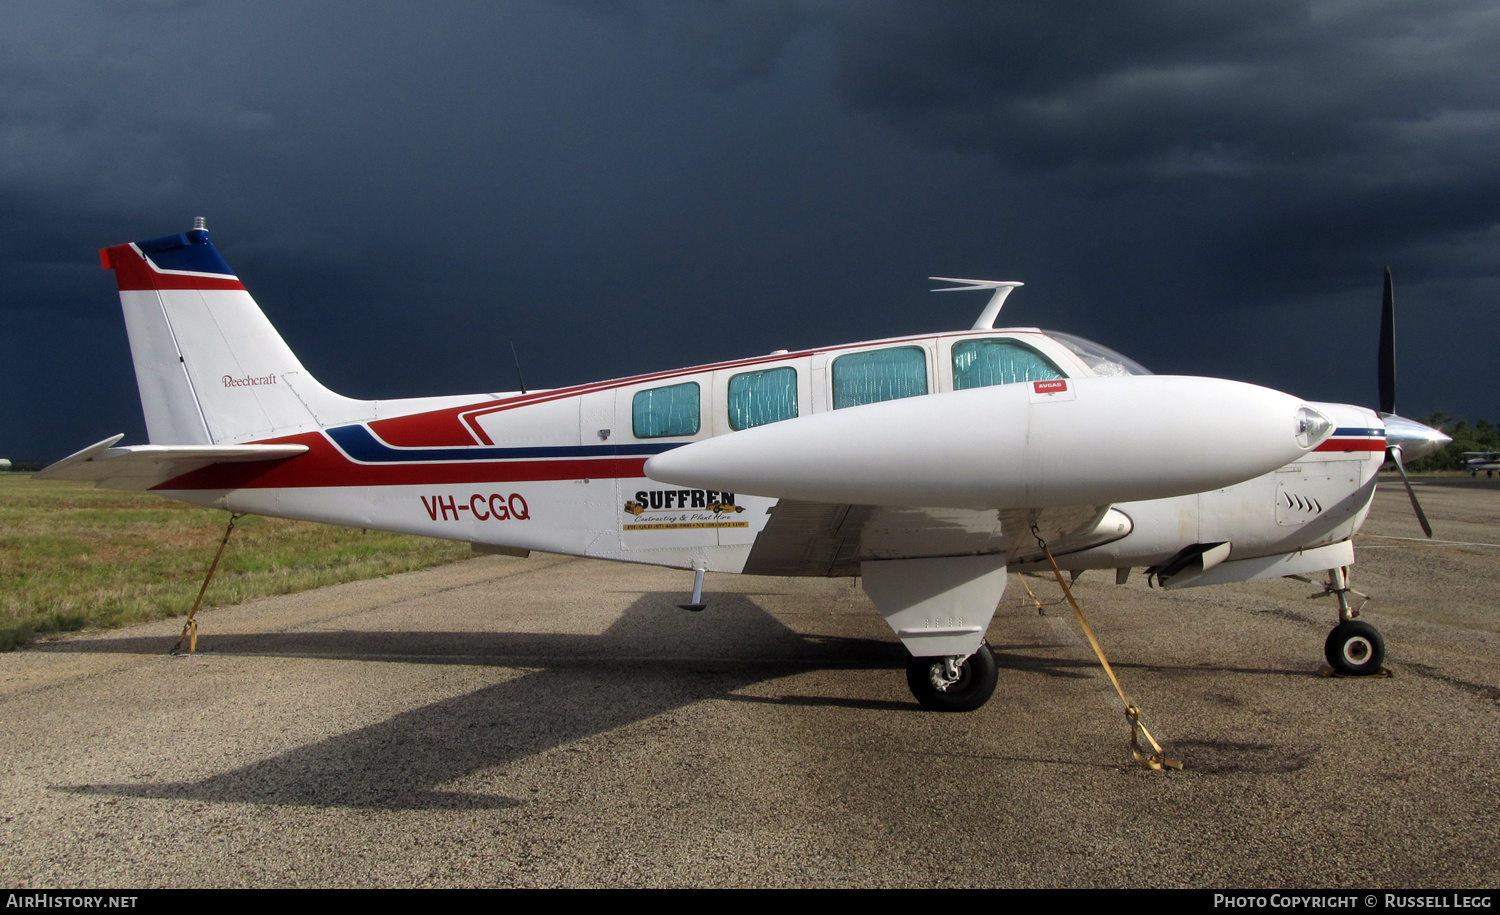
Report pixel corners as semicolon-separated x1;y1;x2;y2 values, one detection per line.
929;657;966;692
1343;637;1372;665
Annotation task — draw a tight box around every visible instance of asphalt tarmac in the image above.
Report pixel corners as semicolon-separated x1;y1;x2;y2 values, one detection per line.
2;478;1497;888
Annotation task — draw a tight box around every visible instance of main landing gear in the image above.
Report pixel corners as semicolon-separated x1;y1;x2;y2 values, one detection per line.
905;643;999;712
1321;566;1386;676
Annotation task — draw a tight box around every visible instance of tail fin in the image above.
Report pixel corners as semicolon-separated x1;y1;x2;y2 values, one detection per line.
102;220;367;444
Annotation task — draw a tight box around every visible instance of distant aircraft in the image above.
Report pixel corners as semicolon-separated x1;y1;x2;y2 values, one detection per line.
39;222;1449;711
1465;453;1500;477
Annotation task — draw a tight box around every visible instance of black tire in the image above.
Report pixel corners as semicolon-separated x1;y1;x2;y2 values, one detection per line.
905;643;999;712
1324;620;1385;676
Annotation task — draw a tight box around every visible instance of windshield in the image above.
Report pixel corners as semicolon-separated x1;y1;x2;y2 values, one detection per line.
1043;331;1153;377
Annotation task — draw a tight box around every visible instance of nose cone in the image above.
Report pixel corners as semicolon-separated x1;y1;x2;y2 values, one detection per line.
1381;413;1452;462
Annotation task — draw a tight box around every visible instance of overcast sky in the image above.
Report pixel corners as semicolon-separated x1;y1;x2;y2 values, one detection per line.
4;0;1497;460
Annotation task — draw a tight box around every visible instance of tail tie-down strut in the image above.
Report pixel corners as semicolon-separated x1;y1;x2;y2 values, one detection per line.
170;512;245;654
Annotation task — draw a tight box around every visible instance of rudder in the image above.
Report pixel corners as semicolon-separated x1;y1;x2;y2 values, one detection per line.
102;220;365;445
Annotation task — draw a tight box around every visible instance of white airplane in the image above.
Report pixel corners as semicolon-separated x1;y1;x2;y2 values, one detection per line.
1464;453;1500;477
39;222;1451;711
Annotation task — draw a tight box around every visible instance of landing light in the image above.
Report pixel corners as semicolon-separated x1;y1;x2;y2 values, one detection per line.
1294;406;1334;449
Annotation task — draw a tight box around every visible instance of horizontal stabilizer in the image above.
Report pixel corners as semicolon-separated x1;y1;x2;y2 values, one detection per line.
36;435;308;491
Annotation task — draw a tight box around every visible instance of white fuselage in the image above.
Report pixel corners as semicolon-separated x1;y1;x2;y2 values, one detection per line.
39;224;1439;689
152;327;1382;582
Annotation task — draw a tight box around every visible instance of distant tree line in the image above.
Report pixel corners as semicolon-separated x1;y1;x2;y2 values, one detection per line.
1403;415;1500;473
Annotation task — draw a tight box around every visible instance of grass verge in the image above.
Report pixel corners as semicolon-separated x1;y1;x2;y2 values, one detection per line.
0;474;472;650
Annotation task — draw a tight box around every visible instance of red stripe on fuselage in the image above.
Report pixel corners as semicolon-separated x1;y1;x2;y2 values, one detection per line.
368;408;490;447
152;431;648;491
1315;438;1385;453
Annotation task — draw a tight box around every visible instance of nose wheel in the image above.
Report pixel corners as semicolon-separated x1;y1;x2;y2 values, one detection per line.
1325;620;1385;676
905;643;998;712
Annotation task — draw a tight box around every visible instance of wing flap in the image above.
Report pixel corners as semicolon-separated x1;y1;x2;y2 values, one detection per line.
36;435;308;490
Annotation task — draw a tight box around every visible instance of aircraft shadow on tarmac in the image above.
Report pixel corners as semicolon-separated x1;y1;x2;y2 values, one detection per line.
49;590;1326;807
53;592;907;810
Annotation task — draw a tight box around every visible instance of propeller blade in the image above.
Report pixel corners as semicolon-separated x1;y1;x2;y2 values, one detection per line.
1387;445;1434;538
1378;267;1396;415
1375;270;1440;538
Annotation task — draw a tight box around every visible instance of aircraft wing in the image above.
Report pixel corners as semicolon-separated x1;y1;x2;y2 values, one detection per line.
35;435;309;491
741;499;1124;575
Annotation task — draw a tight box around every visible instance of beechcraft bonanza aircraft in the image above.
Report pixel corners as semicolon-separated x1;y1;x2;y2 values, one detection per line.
40;222;1452;711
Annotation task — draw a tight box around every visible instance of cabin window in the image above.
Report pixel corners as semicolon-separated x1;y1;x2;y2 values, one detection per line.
633;382;700;438
951;338;1065;390
832;346;928;409
728;366;798;430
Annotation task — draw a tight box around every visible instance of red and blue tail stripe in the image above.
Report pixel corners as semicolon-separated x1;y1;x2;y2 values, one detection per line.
154;425;686;491
325;424;676;463
101;228;246;292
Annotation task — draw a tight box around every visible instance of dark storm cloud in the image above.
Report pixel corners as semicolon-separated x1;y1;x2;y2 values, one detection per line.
651;0;805;88
826;2;1496;181
814;1;1500;286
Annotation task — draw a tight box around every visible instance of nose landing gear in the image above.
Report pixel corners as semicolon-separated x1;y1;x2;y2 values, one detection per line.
1320;566;1387;676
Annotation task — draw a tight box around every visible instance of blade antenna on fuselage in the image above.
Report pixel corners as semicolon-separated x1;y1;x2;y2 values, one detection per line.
930;277;1025;330
510;340;527;395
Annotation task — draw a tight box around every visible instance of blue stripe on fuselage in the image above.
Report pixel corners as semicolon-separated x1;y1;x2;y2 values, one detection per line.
325;424;681;464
